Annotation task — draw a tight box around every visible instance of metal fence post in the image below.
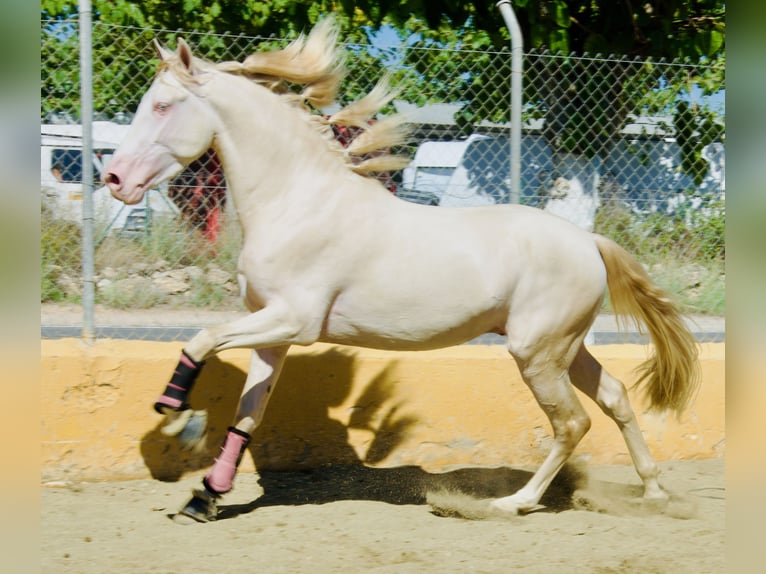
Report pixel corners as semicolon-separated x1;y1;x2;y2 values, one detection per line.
79;0;95;342
496;0;523;204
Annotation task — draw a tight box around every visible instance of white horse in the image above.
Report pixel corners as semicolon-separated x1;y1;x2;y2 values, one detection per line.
104;18;699;523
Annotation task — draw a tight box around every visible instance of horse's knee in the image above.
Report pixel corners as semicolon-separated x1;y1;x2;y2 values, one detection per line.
550;409;591;447
522;371;592;448
567;411;591;443
597;380;636;427
184;329;217;362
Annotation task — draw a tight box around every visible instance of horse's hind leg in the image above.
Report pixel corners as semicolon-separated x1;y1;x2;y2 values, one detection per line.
492;353;592;514
175;346;289;524
568;345;667;501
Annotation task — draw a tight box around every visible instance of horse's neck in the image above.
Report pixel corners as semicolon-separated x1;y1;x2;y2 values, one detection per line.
206;74;349;229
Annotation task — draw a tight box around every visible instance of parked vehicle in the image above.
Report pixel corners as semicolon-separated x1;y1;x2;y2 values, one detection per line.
398;134;552;208
40;121;178;235
399;131;724;215
398;138;472;205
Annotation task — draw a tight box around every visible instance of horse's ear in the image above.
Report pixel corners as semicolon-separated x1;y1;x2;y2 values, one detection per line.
153;39;174;62
176;38;195;73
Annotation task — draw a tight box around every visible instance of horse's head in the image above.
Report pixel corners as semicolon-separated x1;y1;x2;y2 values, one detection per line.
104;39;217;205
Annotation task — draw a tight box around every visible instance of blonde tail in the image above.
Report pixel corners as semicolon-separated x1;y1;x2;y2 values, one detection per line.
594;234;700;416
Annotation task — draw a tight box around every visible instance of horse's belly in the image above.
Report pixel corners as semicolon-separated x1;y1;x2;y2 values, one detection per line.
320;296;506;351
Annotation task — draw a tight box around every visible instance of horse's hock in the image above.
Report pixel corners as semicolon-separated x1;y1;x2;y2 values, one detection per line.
41;339;724;482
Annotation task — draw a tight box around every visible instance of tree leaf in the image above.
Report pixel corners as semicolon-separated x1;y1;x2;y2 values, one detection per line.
708;30;724;55
553;1;569;28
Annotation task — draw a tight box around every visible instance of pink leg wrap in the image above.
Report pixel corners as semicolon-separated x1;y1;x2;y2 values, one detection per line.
203;427;251;496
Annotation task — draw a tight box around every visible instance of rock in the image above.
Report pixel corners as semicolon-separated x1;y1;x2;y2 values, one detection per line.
128;262;153;276
111;276;154;296
101;267;119;280
183;266;205;282
57;273;81;297
152;270;190;295
151;259;170;273
206;266;232;286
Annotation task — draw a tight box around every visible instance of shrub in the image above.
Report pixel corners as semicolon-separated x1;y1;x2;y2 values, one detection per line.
594;196;725;314
41;203;82;302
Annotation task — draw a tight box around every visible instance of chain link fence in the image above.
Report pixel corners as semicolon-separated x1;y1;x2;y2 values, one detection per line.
41;19;725;340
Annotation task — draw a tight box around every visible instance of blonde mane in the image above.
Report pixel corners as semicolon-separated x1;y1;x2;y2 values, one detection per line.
160;17;411;176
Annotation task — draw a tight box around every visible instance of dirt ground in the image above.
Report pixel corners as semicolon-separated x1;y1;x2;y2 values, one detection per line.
41;457;724;574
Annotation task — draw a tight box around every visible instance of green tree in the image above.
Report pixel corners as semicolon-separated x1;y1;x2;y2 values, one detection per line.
385;2;725;214
41;1;384;120
42;1;724;194
42;2;725;107
42;1;364;37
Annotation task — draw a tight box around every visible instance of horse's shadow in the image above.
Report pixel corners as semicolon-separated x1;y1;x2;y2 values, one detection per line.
141;348;419;480
139;347;588;519
216;463;586;520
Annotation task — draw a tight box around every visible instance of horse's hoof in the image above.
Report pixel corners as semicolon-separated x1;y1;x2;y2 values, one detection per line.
640;494;670;513
490;497;541;516
160;409;208;451
173;489;218;524
171;511;203;526
177;410;208;451
160;408;194;436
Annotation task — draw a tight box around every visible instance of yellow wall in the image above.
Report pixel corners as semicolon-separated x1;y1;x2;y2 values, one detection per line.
41;340;724;482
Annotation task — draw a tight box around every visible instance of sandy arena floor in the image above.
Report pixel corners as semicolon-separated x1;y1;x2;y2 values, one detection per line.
41;457;724;573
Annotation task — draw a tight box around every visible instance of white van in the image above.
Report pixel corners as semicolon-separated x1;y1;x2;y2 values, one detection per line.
400;138;471;205
398;134;511;207
40;121;178;235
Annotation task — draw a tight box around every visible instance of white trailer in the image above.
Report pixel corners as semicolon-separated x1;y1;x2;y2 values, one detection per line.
40;121;178;236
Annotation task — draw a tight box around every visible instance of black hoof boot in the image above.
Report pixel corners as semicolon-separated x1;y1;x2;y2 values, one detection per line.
172;488;218;524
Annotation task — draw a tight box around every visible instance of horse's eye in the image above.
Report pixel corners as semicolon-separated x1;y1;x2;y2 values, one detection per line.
154;102;170;114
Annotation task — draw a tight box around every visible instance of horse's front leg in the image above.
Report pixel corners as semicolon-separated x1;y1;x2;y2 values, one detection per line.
175;346;289;524
153;303;315;448
153;350;209;450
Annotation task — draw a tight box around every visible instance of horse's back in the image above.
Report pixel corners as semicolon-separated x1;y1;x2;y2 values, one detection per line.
382;200;601;272
319;199;606;350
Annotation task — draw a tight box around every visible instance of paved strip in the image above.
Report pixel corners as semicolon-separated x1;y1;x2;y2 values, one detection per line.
41;325;724;344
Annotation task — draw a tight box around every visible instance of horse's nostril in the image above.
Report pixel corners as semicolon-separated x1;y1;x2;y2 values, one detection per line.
105;172;121;187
